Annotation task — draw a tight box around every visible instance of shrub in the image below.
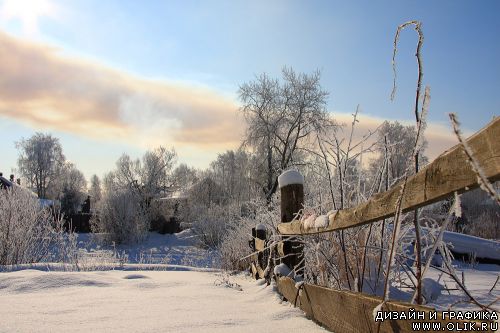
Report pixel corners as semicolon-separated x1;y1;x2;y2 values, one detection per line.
219;199;279;271
219;216;255;271
0;187;62;265
92;190;149;244
191;203;240;249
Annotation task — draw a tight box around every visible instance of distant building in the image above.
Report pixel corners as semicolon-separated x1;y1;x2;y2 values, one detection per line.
0;171;57;208
0;173;26;192
0;172;15;190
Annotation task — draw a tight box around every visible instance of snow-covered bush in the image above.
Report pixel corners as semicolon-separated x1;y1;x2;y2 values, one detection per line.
219;198;280;271
92;190;149;245
0;187;65;265
191;203;241;249
219;216;255;271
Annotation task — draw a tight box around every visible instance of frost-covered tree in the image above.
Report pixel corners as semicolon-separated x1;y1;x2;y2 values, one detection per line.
93;147;176;242
16;132;66;199
172;163;198;192
239;68;329;201
113;146;177;205
210;149;261;204
58;163;87;216
368;121;428;187
89;174;102;210
95;190;149;244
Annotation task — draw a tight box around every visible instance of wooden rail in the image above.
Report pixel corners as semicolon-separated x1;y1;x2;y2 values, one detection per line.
248;118;500;332
278;117;500;235
276;277;495;333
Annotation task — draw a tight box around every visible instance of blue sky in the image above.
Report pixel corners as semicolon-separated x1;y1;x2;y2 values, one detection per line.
0;0;498;181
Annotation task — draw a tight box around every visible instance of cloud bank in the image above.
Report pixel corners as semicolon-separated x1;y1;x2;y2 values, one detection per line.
0;31;458;166
0;31;243;152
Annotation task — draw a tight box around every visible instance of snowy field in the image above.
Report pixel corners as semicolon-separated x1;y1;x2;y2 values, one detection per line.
74;229;220;268
0;270;325;333
0;230;324;332
419;263;499;311
0;229;498;332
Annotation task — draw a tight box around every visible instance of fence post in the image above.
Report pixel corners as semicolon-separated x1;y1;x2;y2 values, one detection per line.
278;170;304;276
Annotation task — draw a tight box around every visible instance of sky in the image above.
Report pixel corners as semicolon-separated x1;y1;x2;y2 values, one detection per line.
0;0;498;181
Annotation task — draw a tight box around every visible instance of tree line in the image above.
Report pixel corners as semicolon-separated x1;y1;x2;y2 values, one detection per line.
8;67;429;245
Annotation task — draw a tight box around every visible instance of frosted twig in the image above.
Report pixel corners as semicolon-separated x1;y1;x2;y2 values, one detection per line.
410;192;459;303
449;113;500;205
490;276;499;294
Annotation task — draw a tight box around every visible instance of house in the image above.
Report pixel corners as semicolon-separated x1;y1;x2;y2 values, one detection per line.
150;187;190;234
0;172;17;189
0;172;57;208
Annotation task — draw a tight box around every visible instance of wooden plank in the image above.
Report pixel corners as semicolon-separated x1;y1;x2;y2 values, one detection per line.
276;277;495;333
278;117;500;235
256;265;265;279
255;238;265;252
250;263;258;279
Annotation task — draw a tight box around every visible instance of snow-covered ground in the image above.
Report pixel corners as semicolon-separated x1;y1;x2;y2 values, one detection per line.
75;229;220;268
0;229;498;332
0;270;325;333
422;263;499;311
0;230;325;332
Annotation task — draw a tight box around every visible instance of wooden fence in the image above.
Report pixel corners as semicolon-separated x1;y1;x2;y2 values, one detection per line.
250;117;499;332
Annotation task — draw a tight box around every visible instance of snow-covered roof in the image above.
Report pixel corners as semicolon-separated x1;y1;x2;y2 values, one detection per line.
0;176;39;198
0;175;13;188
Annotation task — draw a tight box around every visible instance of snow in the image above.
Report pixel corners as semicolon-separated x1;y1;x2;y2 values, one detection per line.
301;213;331;230
0;270;325;333
442;230;500;261
278;170;304;189
421;278;444;302
314;215;329;229
273;263;293;278
1;225;497;332
255;224;266;231
425;263;500;311
302;213;316;229
74;229;220;268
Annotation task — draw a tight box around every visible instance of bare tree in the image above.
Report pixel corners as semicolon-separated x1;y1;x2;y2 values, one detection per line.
239;67;329;201
16;132;66;199
0;187;67;265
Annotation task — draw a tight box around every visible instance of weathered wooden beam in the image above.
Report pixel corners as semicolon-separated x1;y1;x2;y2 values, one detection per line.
278;117;500;235
276;277;495;333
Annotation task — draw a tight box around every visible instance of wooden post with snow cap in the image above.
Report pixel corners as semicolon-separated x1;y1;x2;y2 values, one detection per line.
278;170;304;276
254;224;267;279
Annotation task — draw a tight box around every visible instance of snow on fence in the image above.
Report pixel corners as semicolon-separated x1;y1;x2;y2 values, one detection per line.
250;118;500;333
